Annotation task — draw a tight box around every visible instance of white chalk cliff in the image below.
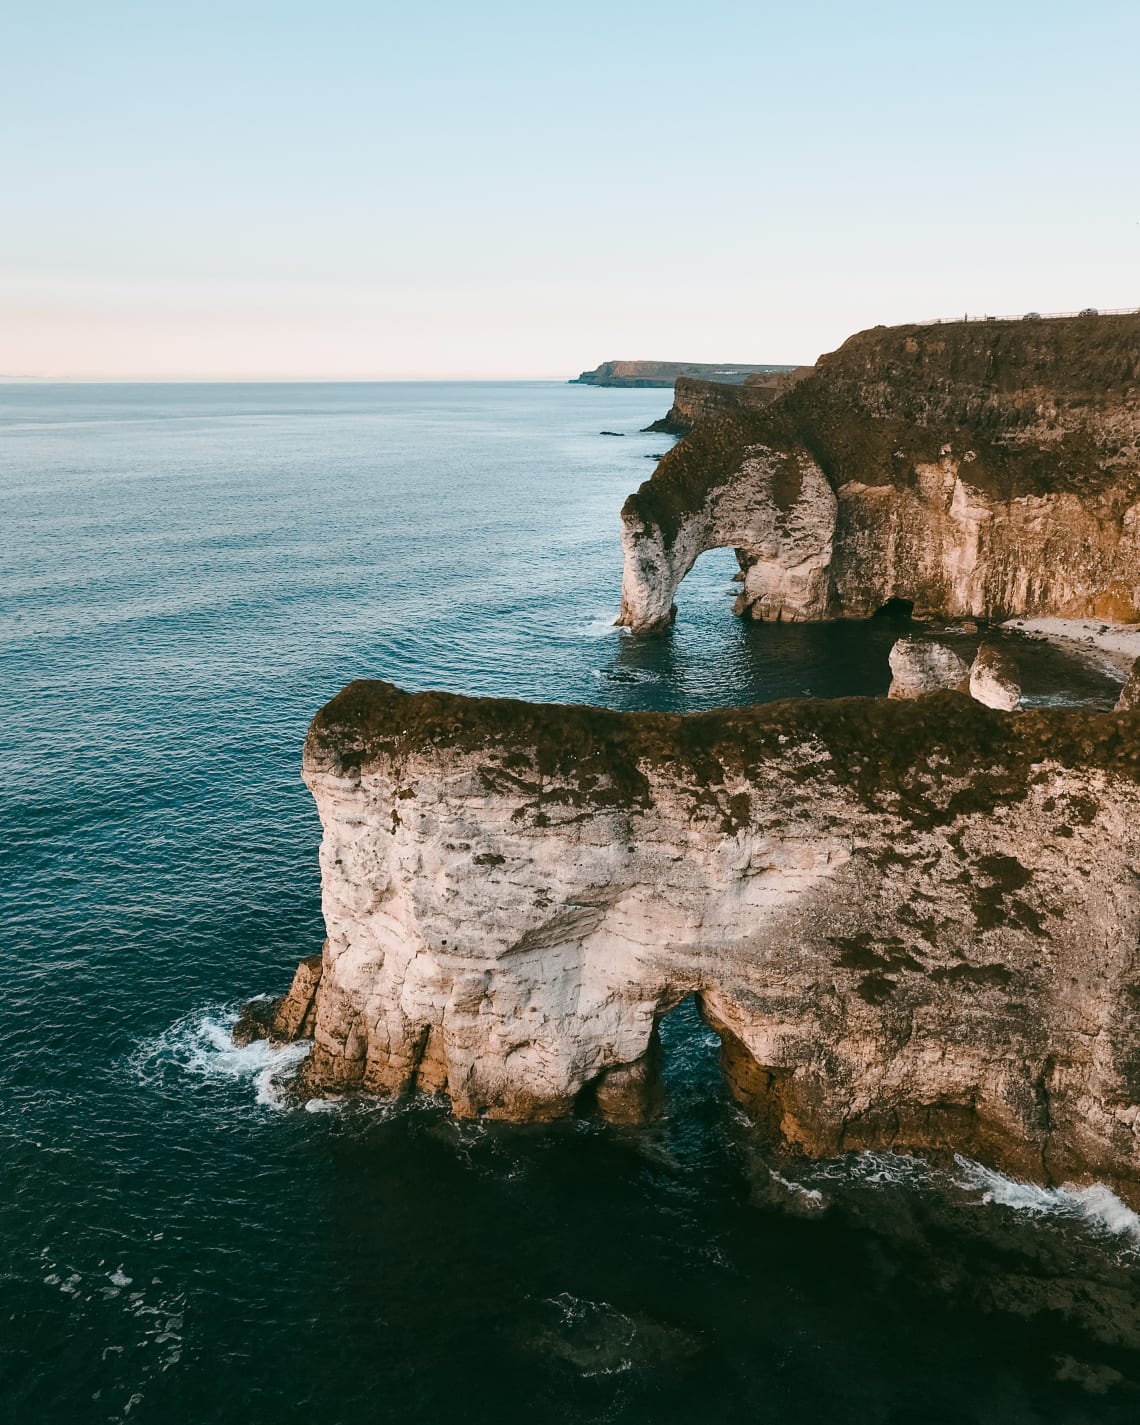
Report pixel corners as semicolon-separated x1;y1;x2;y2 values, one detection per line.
251;681;1140;1208
618;316;1140;632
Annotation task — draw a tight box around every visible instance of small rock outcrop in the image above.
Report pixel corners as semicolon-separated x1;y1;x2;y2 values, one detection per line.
887;638;970;699
253;680;1140;1207
1118;658;1140;712
618;315;1140;632
234;953;322;1045
970;643;1022;711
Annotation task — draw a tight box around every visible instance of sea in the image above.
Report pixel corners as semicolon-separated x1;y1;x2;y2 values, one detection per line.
1;380;1135;1424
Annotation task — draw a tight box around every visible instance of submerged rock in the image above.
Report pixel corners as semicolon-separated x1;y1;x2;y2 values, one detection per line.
969;642;1022;711
263;680;1140;1207
887;638;970;699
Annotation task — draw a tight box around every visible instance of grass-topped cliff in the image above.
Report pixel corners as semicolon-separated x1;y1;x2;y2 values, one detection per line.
626;314;1140;546
306;679;1140;824
284;678;1140;1200
618;314;1140;629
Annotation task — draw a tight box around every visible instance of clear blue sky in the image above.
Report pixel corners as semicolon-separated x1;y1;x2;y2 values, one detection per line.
2;0;1138;378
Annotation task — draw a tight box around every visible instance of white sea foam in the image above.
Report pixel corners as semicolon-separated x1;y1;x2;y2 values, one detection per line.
303;1096;343;1114
37;1246;186;1405
128;1006;310;1108
583;613;623;639
807;1150;938;1191
954;1157;1140;1244
768;1170;826;1211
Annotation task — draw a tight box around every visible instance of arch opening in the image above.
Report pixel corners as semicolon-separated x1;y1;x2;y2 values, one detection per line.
577;993;735;1128
679;545;749;614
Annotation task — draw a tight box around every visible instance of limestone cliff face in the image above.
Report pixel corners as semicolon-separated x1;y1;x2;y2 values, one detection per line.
618;316;1140;632
271;680;1140;1204
644;369;814;436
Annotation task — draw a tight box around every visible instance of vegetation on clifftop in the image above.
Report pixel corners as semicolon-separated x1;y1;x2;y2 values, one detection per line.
306;680;1140;827
626;314;1140;548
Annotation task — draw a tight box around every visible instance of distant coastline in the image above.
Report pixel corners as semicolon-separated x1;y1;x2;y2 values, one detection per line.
571;359;797;388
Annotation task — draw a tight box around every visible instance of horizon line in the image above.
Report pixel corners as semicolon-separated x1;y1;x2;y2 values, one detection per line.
0;374;606;385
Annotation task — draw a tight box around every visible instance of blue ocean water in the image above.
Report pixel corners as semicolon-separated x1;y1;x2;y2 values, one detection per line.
1;381;1134;1424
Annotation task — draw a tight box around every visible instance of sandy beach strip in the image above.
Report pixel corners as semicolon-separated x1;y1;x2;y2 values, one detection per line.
1002;618;1140;679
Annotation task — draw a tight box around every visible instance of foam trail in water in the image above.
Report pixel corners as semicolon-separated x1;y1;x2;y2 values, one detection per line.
954;1157;1140;1244
129;1007;310;1108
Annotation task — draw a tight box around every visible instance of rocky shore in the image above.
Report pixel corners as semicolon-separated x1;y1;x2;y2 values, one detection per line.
1003;618;1140;680
235;312;1140;1219
246;680;1140;1207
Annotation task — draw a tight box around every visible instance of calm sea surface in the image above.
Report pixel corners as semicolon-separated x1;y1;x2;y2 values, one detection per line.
1;382;1134;1424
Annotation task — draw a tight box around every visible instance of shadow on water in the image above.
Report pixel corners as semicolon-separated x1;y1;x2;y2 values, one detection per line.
274;996;1140;1424
600;548;909;712
600;546;1121;713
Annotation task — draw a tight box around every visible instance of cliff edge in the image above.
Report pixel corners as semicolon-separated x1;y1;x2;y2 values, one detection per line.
617;315;1140;631
256;679;1140;1206
644;368;815;435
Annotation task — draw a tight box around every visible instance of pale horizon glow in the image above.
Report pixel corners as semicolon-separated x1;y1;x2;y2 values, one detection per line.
3;1;1138;380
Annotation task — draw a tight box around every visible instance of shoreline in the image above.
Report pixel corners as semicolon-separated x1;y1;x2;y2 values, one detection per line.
1002;618;1140;680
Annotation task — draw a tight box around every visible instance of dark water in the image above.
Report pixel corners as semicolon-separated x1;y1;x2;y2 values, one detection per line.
1;382;1134;1424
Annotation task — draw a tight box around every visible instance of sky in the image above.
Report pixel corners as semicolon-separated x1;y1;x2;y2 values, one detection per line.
2;0;1138;379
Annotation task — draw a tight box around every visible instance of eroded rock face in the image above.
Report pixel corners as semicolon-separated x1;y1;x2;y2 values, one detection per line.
618;316;1140;632
266;681;1140;1205
887;638;970;699
643;369;814;436
618;443;837;631
234;953;322;1045
1119;659;1140;713
970;642;1022;711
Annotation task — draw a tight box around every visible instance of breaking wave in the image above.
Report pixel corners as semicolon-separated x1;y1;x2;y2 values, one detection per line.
954;1157;1140;1245
127;1005;310;1108
771;1149;1140;1253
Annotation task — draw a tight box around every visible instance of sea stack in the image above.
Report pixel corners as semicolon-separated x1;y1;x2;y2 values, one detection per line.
887;638;970;699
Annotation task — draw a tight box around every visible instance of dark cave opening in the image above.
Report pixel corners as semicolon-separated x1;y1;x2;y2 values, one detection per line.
872;597;915;620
